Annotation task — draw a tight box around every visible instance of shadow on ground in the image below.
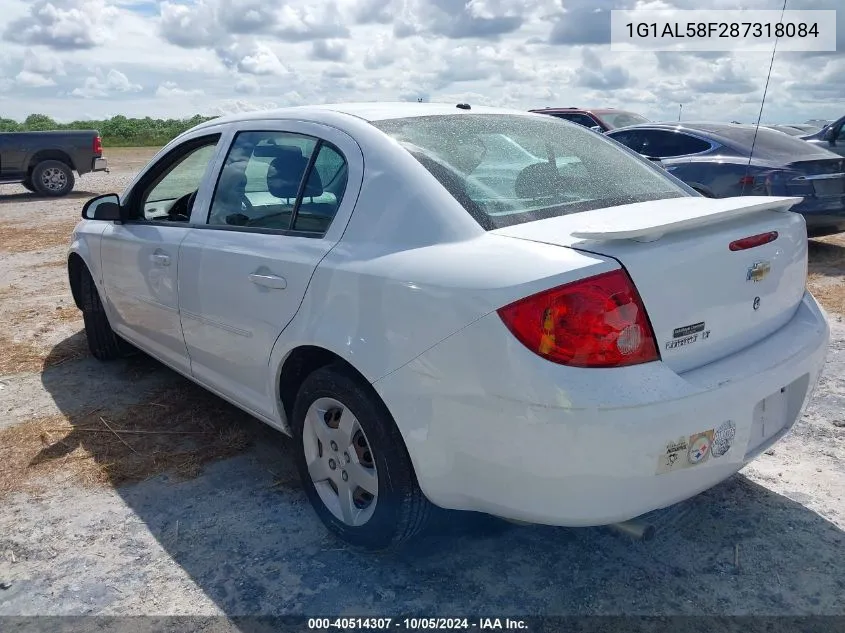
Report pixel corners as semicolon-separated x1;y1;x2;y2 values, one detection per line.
808;238;845;278
0;190;98;202
35;333;845;618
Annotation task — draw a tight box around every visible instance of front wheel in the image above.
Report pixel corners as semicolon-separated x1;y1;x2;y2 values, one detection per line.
292;363;432;550
80;269;130;360
31;160;75;197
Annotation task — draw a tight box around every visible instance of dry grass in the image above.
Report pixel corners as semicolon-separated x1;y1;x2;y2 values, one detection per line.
808;276;845;315
0;280;84;374
7;305;81;328
32;259;66;270
807;234;845;315
0;332;87;375
0;384;256;496
0;218;79;254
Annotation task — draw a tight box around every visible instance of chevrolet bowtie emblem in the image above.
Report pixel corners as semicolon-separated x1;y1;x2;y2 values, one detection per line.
746;261;771;283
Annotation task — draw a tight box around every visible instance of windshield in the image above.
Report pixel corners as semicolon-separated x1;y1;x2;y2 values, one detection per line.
371;114;688;230
599;111;650;128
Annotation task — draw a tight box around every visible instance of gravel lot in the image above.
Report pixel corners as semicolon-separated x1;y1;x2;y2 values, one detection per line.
0;148;843;619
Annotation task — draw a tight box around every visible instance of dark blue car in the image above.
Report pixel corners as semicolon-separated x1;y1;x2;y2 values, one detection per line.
607;122;845;237
800;114;845;158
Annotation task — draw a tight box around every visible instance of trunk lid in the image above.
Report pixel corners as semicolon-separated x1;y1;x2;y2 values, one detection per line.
492;196;809;374
782;158;845;198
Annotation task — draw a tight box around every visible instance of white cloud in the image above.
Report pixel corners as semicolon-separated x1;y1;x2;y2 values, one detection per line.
4;0;119;50
155;81;204;98
235;76;261;94
70;69;142;98
207;99;280;116
0;0;841;124
15;70;56;87
237;44;290;76
13;48;66;87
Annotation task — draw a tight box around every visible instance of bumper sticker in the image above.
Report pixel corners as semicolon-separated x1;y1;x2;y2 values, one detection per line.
688;431;714;465
656;429;717;474
711;420;736;458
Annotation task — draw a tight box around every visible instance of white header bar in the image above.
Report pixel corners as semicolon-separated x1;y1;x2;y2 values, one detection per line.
610;10;837;52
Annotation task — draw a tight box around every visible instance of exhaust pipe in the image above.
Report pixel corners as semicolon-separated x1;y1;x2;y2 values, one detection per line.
607;518;656;541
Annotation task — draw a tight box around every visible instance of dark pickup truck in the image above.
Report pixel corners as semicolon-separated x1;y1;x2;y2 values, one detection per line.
0;130;108;197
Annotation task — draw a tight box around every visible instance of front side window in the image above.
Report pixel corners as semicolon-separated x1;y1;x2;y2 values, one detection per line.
138;137;220;221
208;131;347;234
372;114;687;230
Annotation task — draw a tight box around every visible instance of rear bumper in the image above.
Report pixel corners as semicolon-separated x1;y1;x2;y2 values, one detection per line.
92;157;109;173
374;292;830;526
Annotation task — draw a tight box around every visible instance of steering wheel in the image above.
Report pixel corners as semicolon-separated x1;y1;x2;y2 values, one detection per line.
167;190;195;222
186;190;198;214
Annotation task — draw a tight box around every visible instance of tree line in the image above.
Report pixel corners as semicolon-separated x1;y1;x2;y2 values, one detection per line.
0;114;218;147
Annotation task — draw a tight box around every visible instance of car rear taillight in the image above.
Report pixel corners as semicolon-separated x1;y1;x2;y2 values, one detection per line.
497;269;659;368
738;175;755;186
93;135;103;155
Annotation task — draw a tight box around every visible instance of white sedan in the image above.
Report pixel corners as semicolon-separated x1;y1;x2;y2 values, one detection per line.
68;103;830;549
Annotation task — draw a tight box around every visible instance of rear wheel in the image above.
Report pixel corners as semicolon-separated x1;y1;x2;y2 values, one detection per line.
31;160;75;197
79;269;129;361
291;363;432;550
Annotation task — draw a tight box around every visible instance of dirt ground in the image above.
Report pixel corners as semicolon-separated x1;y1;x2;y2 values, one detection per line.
0;148;843;618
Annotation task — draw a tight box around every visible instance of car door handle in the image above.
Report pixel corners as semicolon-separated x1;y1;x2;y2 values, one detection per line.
151;253;170;267
249;273;287;289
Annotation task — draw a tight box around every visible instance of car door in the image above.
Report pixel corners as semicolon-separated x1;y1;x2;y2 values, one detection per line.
178;121;363;419
0;133;30;179
99;132;225;374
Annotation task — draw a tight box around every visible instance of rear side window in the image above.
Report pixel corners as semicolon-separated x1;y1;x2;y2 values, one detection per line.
554;113;600;128
371;114;687;230
207;130;347;235
599;111;650;128
293;144;348;233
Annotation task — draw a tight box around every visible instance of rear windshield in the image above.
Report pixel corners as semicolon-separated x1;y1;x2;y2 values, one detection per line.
599;111;650;128
371;114;687;230
702;125;836;162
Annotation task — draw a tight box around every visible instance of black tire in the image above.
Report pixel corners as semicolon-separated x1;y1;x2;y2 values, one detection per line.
291;363;433;550
79;269;128;361
31;160;75;197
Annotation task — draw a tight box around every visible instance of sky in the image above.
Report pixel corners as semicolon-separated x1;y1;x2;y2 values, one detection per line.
0;0;842;124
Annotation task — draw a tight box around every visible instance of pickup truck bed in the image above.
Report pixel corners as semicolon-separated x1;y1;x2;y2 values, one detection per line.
0;130;109;197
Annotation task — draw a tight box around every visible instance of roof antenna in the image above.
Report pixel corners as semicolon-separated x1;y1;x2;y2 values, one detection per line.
742;0;788;195
678;104;682;122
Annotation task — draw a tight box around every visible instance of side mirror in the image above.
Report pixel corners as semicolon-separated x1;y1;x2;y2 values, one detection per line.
823;127;836;143
82;194;122;221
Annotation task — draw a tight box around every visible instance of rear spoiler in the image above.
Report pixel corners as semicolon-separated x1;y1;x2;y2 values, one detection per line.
568;196;803;242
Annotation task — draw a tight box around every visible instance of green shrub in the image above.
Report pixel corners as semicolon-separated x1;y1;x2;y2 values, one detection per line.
0;114;219;147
